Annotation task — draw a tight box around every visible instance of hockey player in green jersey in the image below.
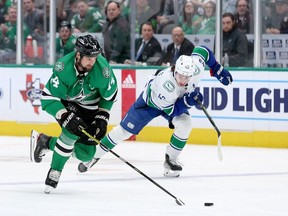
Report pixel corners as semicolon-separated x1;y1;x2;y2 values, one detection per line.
30;34;118;193
55;21;76;59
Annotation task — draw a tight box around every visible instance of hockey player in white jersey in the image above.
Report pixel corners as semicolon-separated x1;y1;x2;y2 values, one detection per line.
78;45;233;177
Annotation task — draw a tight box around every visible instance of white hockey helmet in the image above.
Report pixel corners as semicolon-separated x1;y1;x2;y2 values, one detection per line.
175;55;205;78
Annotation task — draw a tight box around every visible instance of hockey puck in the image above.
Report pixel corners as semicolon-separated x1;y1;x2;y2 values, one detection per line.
204;203;214;206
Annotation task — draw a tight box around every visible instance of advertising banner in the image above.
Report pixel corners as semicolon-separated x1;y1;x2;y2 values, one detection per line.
121;69;136;140
0;67;287;132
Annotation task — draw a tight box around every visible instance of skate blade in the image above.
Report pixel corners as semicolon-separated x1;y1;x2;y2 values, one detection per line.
44;185;54;194
30;130;38;163
163;169;181;178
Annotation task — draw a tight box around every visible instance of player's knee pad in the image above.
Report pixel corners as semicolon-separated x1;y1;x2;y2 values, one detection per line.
172;113;193;138
108;125;133;144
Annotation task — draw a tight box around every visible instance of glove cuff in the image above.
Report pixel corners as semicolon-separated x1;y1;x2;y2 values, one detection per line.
211;62;223;77
183;96;193;108
58;111;75;127
95;111;110;123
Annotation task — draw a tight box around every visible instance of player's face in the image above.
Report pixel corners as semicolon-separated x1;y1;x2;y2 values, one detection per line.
80;56;97;71
175;72;191;87
77;2;88;17
8;7;17;23
204;2;214;17
141;24;153;41
222;16;234;33
185;2;195;14
59;28;71;40
106;2;121;21
172;28;184;46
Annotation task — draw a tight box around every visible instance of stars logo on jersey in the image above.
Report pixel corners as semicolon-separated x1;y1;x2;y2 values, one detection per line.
102;67;110;78
66;89;94;102
54;62;64;72
163;81;175;92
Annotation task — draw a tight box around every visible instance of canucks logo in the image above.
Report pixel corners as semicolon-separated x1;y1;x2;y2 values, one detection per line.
163;81;175;92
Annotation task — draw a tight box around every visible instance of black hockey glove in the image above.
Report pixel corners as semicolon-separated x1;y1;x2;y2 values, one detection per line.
90;111;110;140
168;121;175;129
58;111;88;138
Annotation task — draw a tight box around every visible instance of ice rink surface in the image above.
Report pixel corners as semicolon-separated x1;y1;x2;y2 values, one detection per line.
0;136;287;216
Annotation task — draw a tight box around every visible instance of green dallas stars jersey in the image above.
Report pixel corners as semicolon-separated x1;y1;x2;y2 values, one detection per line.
55;35;77;59
70;7;104;33
41;51;118;119
0;21;29;51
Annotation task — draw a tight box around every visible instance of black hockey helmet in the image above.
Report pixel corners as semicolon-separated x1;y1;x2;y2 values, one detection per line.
75;35;101;57
60;21;71;30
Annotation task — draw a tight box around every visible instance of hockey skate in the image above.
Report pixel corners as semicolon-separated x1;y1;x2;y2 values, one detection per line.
163;154;183;177
78;158;100;173
44;168;62;194
30;130;51;163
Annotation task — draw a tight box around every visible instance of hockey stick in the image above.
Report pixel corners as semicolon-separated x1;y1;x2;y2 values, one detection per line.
195;98;223;161
80;128;185;206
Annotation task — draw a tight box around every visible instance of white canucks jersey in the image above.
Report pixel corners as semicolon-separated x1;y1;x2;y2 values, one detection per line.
142;66;203;116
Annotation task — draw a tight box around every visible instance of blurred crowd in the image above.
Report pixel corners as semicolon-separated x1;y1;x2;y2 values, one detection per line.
1;0;288;66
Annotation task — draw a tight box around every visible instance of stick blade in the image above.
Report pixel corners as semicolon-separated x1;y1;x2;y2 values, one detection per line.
217;135;223;161
175;198;185;206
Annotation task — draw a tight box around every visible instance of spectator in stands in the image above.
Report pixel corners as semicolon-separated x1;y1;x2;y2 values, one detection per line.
71;0;105;33
114;0;130;22
0;0;12;24
162;26;195;66
44;0;69;32
102;0;130;21
265;0;288;34
194;1;216;35
280;12;288;33
56;21;76;59
44;0;70;32
23;0;45;45
56;1;68;26
135;0;157;34
189;0;216;16
178;0;200;34
103;0;130;63
156;0;185;33
0;5;29;51
57;0;78;24
262;1;274;33
234;0;254;34
222;12;248;67
124;21;162;65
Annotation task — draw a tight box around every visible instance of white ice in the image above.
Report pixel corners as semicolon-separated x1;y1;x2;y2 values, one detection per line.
0;136;288;216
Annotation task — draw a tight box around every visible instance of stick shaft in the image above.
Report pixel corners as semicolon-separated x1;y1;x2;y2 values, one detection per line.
109;149;178;199
81;128;184;203
196;99;223;161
